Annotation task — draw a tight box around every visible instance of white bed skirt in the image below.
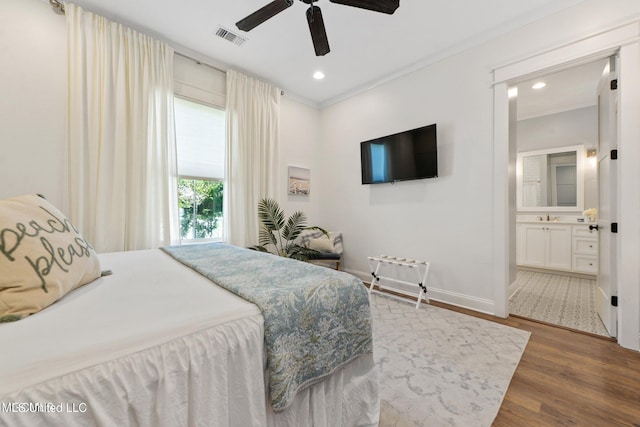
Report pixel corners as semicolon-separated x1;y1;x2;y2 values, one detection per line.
267;353;379;427
1;315;378;427
1;315;266;427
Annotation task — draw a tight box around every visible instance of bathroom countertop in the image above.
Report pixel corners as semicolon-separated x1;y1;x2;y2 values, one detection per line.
516;220;595;225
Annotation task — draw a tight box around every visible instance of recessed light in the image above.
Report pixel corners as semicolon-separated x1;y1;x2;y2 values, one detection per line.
532;81;546;90
313;71;325;80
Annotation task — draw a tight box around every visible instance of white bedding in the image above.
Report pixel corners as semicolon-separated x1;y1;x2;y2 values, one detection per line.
0;249;379;427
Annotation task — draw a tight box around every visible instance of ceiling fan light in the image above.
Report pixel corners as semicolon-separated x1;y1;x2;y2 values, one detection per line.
313;71;325;80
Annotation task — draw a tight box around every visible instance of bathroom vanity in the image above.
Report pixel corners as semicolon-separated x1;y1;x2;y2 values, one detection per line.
516;144;598;275
516;221;598;275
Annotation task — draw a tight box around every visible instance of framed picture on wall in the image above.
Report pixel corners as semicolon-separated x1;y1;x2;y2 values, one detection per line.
288;166;310;195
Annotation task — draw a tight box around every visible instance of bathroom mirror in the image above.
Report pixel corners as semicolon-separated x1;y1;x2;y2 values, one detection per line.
516;144;585;212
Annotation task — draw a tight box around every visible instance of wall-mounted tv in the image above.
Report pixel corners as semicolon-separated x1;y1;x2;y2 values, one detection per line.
360;123;438;184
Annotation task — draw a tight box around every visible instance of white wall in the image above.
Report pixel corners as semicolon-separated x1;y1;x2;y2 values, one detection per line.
517;107;597;152
317;0;640;312
0;0;67;209
318;51;497;310
277;97;322;226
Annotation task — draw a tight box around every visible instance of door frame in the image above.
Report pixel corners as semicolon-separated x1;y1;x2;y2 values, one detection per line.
492;20;640;351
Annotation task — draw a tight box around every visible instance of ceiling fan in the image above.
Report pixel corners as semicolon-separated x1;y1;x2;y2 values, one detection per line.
235;0;399;56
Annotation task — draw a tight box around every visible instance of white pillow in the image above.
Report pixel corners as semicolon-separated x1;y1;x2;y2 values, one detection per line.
0;194;102;322
308;237;336;253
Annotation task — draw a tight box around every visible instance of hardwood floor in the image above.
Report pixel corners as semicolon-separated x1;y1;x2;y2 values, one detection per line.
430;300;640;426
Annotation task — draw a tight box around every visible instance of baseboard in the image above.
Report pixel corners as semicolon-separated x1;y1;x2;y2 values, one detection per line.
345;268;496;315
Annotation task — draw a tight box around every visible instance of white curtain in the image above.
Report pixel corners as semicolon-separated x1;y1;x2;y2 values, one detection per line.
225;69;280;247
66;4;179;253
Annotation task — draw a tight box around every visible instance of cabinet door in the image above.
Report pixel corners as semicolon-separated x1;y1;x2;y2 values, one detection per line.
520;225;546;267
546;225;572;270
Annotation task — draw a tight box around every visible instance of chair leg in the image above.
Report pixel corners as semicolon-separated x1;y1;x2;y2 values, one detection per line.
336;261;341;271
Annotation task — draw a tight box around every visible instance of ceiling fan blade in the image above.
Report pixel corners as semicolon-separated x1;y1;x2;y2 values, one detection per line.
329;0;399;14
236;0;294;32
306;6;330;56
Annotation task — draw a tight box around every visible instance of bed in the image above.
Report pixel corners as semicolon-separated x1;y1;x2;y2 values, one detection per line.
0;196;379;427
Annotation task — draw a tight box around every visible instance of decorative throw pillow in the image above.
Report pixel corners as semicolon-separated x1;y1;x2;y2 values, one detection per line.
0;194;102;322
308;237;336;254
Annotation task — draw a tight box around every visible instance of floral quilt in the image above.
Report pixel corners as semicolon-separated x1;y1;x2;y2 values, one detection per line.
161;243;373;411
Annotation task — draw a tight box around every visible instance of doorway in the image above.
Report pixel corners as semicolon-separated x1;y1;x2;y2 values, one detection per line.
492;22;640;352
508;59;611;337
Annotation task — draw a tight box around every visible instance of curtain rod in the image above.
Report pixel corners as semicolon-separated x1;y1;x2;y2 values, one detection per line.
48;3;227;75
174;52;227;74
49;0;65;14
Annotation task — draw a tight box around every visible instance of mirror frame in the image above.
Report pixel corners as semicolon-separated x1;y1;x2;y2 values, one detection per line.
516;144;585;212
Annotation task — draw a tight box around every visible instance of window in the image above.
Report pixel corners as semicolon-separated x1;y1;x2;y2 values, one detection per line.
174;97;226;241
178;178;223;240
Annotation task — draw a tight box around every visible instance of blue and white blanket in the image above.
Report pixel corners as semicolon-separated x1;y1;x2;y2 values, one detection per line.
161;243;373;411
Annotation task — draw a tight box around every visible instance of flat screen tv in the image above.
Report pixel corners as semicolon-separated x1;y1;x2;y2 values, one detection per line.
360;123;438;184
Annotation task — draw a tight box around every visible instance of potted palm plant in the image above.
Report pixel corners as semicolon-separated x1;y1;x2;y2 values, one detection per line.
250;198;328;261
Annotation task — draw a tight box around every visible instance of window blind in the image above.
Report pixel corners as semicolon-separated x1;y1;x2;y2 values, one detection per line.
174;97;225;180
173;54;226;108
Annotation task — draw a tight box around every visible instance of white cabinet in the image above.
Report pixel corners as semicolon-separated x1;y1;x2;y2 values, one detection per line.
518;225;546;267
517;224;572;271
517;222;599;275
547;226;573;270
572;225;599;274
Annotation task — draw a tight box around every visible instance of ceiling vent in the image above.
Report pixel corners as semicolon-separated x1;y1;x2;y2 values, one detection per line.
215;26;247;46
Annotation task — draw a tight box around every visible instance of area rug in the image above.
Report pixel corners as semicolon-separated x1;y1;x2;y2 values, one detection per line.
509;269;608;336
371;294;530;427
